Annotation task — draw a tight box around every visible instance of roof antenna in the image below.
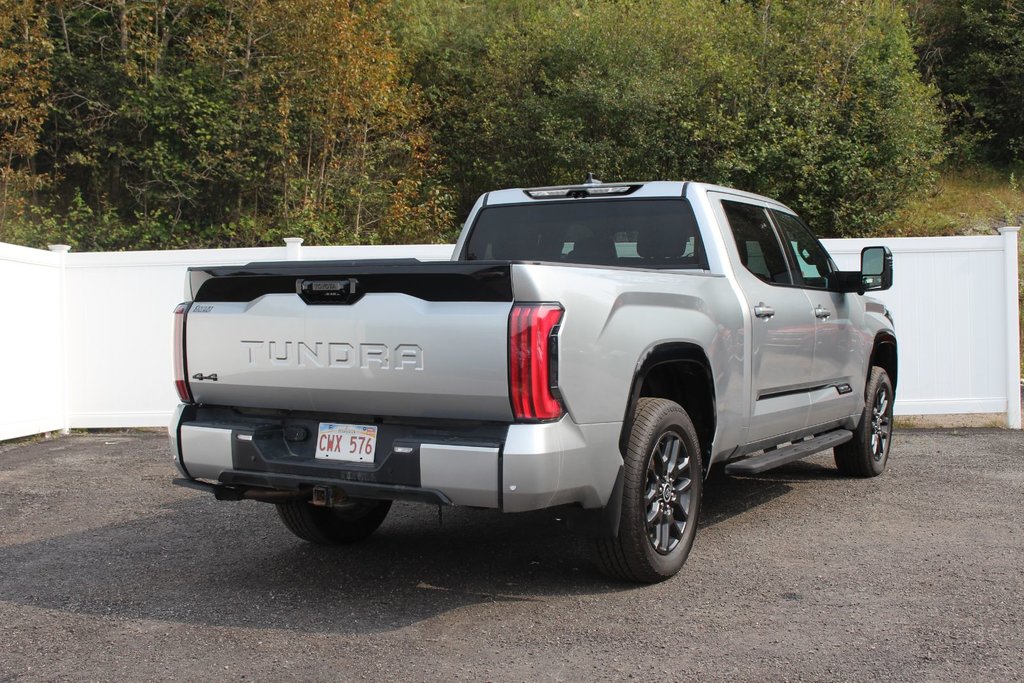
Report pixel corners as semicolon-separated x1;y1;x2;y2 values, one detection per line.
584;172;601;186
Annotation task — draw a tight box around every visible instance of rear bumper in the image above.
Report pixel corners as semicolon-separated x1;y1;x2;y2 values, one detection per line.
169;404;622;512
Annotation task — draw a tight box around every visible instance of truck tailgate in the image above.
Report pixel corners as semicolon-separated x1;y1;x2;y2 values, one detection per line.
183;261;515;421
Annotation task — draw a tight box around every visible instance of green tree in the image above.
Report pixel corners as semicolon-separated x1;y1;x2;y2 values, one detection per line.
9;0;453;250
404;0;944;236
260;0;453;246
910;0;1024;164
0;0;51;233
748;1;946;235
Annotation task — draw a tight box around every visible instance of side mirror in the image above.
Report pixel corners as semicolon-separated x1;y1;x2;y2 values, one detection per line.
861;246;893;291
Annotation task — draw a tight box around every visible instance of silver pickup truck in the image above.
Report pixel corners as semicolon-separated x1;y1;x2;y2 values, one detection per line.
170;179;897;583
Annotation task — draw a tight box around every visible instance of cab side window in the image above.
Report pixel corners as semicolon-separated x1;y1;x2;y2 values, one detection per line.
770;210;834;289
722;200;792;285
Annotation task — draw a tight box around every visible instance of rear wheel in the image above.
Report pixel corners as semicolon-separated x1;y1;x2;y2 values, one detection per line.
595;398;703;583
834;366;893;477
276;498;391;545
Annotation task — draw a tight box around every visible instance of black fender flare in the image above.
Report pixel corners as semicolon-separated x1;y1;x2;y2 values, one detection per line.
618;342;716;458
870;331;898;392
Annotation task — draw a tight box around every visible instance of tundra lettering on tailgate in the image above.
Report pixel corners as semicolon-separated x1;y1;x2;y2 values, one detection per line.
240;340;423;370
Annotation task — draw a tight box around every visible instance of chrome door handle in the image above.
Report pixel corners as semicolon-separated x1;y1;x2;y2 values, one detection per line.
814;305;832;320
753;303;775;319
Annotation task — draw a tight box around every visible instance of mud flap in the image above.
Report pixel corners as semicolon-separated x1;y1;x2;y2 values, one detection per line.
565;465;624;539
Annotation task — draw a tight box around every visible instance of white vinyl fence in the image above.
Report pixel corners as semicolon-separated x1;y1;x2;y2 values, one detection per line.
0;243;66;439
1;229;1020;441
823;229;1020;428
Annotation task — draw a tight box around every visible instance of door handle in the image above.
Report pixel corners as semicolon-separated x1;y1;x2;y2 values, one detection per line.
814;305;832;320
753;303;775;319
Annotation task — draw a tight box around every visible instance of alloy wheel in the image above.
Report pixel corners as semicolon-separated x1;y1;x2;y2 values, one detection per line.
644;431;693;554
870;386;892;462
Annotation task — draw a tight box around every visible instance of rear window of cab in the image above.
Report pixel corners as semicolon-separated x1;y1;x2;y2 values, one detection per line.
462;199;708;269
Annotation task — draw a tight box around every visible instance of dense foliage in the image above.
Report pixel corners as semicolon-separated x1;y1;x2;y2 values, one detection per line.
407;0;944;236
911;0;1024;165
0;0;50;232
0;0;998;248
2;0;453;249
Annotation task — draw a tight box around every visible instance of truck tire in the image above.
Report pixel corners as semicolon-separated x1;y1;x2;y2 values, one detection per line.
834;366;893;477
276;499;392;545
595;397;703;583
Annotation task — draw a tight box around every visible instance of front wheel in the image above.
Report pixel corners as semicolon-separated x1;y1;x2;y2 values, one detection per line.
834;366;894;477
594;398;703;583
276;498;392;545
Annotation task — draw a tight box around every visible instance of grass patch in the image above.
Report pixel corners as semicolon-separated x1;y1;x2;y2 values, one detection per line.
882;164;1024;237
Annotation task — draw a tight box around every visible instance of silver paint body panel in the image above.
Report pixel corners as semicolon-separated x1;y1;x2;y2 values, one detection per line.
420;444;500;508
502;418;623;512
510;262;745;464
178;423;235;481
186;294;514;421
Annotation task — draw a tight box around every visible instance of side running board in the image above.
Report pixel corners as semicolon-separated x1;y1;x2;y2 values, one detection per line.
724;429;853;476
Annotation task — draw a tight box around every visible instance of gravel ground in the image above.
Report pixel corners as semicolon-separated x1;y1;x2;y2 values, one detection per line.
1;429;1022;682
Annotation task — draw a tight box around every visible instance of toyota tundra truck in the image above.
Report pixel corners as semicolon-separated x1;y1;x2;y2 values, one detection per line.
169;179;897;583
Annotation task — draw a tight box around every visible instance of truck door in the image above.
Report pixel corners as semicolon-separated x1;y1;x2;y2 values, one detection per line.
712;196;818;444
767;209;865;427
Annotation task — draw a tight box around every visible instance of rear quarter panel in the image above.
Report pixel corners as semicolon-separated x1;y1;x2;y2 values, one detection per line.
512;264;746;462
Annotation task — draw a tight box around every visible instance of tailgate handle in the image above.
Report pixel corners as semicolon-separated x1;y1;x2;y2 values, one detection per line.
297;278;364;305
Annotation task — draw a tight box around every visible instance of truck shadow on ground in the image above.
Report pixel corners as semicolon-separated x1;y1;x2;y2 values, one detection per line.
0;459;840;634
700;456;840;526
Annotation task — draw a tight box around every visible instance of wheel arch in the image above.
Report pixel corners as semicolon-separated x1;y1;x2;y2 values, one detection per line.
870;332;898;392
569;342;716;540
619;342;716;472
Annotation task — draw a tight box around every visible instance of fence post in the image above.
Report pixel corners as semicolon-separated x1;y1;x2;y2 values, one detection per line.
284;237;304;261
48;244;72;435
999;226;1021;428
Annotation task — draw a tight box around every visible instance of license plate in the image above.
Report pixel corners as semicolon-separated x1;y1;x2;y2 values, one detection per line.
315;423;378;463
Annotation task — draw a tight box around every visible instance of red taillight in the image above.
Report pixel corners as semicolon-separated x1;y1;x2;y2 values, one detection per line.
509;303;564;421
173;302;193;403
